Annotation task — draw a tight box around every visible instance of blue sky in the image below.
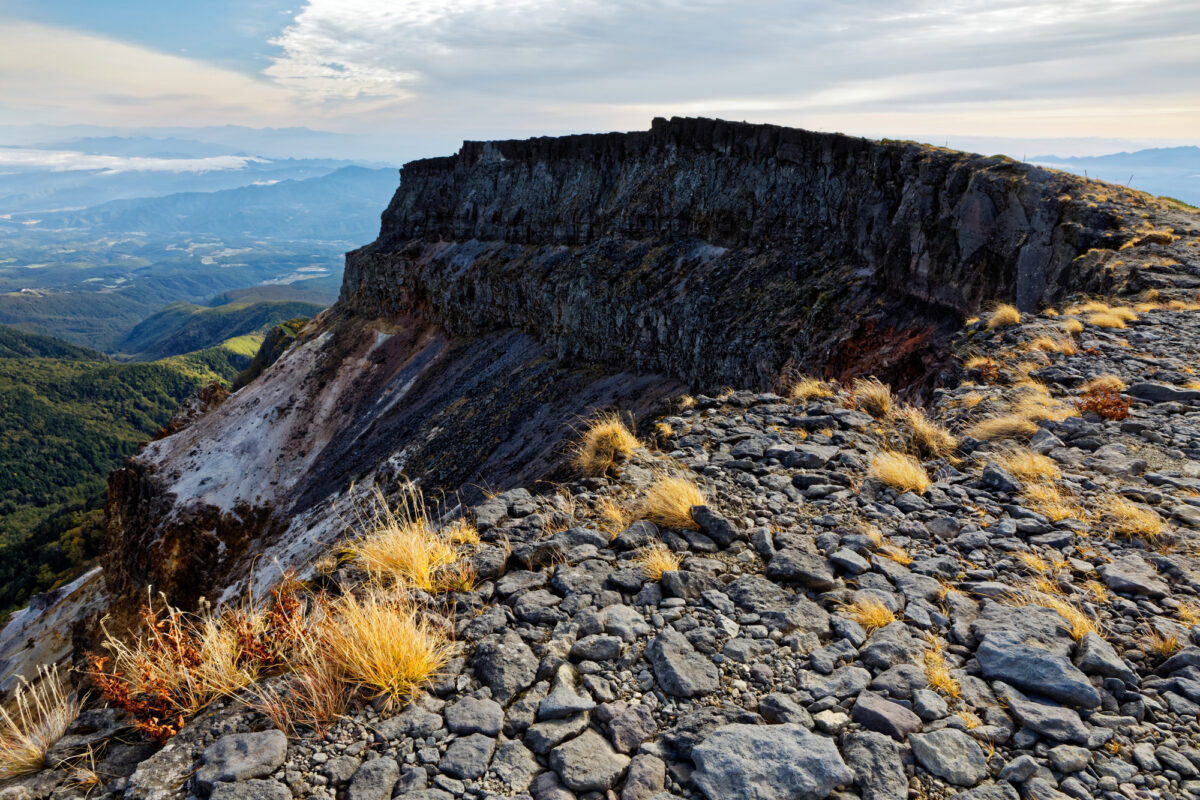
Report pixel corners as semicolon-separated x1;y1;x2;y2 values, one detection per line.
0;0;1198;161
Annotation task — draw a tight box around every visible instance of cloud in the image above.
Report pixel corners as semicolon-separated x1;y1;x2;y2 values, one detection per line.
0;148;267;175
0;20;299;127
263;0;1200;138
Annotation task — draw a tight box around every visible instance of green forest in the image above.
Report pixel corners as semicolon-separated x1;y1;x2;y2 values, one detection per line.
0;328;259;619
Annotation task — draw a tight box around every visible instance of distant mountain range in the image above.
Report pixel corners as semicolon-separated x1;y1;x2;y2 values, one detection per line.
1032;146;1200;205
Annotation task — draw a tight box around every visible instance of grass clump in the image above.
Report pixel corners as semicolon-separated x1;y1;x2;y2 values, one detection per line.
575;412;640;476
869;451;931;494
346;490;469;593
0;666;81;778
321;591;455;709
850;377;893;418
845;597;897;633
788;375;835;402
1006;591;1098;641
1088;312;1127;329
1062;318;1084;336
634;542;682;581
1101;495;1165;540
898;406;957;458
1144;627;1182;658
1021;481;1084;523
991;446;1061;482
987;304;1022;329
638;474;705;530
923;646;960;697
969;414;1040;441
1083;374;1126;393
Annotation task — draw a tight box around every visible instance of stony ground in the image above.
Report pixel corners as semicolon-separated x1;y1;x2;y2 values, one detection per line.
21;286;1200;800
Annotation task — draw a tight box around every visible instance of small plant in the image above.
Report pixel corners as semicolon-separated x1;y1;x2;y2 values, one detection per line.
596;497;632;534
991;446;1060;482
850;377;893;418
574;412;640;476
923;646;961;698
845;597;897;633
1015;552;1048;574
1075;387;1131;421
788;375;835;402
1021;481;1084;523
1005;591;1097;641
1144;627;1181;658
638;474;705;530
898;406;958;458
986;304;1021;329
869;451;931;494
876;545;914;565
321;591;455;709
1083;374;1127;393
634;542;681;581
1061;318;1084;336
968;414;1039;441
0;666;82;778
1087;312;1127;329
1101;495;1165;539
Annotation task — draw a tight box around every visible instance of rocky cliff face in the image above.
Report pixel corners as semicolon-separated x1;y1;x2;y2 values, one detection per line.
92;118;1192;620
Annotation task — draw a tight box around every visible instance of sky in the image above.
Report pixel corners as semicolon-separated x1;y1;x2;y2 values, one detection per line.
0;0;1198;162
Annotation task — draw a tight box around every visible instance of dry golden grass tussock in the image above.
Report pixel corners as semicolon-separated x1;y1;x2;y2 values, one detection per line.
877;545;914;566
348;496;462;593
986;303;1021;329
635;542;682;581
1015;552;1049;574
1072;300;1112;314
596;497;632;534
0;666;81;778
1021;481;1084;523
1027;334;1077;355
1088;312;1127;329
1061;318;1084;336
968;414;1040;442
788;375;835;402
443;518;481;546
322;591;455;709
575;412;640;476
869;451;931;494
846;597;897;633
1084;580;1108;604
1083;374;1127;393
1144;627;1182;657
245;627;349;736
850;376;893;418
1101;495;1166;540
1177;600;1200;627
676;395;696;410
991;446;1061;482
898;406;958;458
923;647;961;698
638;473;705;530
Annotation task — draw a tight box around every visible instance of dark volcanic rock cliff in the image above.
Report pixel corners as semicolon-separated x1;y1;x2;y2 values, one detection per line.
344;116;1133;391
92;118;1185;618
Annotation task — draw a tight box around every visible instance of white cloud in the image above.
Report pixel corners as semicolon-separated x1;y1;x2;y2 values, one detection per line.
0;148;267;174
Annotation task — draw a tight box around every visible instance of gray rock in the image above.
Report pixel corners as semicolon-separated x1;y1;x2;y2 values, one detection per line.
126;741;197;800
321;755;361;786
525;713;591;755
445;695;505;736
766;550;836;590
949;785;1019;800
1074;632;1137;685
539;665;597;720
912;688;949;721
909;729;988;787
983;463;1022;493
998;754;1038;783
377;705;443;739
489;738;542;793
605;604;653;641
842;731;907;800
347;758;399;800
870;663;929;699
850;691;922;740
800;665;871;699
571;634;623;661
195;730;287;791
209;780;291;800
860;622;923;671
829;548;871;575
440;733;496;779
473;630;539;704
1048;745;1090;773
609;703;657;753
1099;553;1169;597
622;754;667;800
549;729;631;792
646;629;719;697
690;723;853;800
692;506;740;547
994;684;1088;745
976;631;1100;708
724;574;791;613
1128;382;1200;403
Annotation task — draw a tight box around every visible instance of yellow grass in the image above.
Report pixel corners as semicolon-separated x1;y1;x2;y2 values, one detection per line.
963;355;992;370
1022;481;1084;523
444;518;481;546
899;406;958;458
347;492;464;593
1101;495;1166;540
1015;552;1049;574
321;591;455;708
1088;312;1127;329
991;446;1061;482
1083;374;1127;393
987;303;1022;329
0;666;81;778
1177;601;1200;627
789;375;835;402
957;710;982;730
877;545;914;565
1043;307;1059;316
1084;580;1108;604
638;474;705;530
1027;334;1077;355
1061;318;1084;336
851;376;893;418
869;451;931;494
634;542;682;581
1072;300;1112;313
1144;627;1181;657
923;648;961;698
575;412;640;476
596;497;632;534
968;414;1040;441
1006;591;1098;640
677;395;696;410
846;597;897;633
245;630;349;736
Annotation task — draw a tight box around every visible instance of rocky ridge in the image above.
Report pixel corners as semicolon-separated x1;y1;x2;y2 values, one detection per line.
4;119;1200;800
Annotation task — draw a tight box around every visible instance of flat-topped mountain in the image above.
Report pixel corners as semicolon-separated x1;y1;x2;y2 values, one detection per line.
4;118;1200;800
